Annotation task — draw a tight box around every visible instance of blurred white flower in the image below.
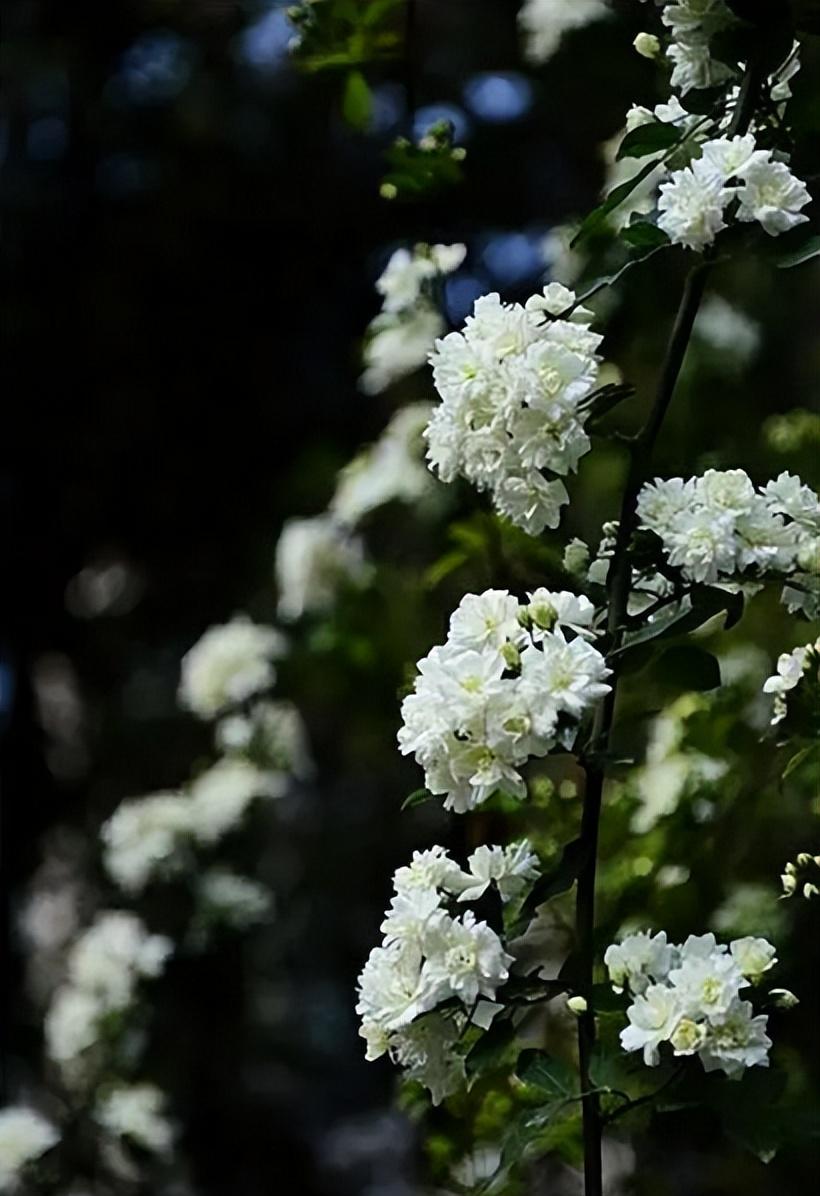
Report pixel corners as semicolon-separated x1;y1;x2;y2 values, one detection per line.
189;758;285;843
275;515;370;621
0;1107;59;1191
179;616;286;719
95;1084;174;1155
518;0;609;64
101;793;192;894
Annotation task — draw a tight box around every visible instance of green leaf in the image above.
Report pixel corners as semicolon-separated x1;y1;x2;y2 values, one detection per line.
423;549;469;589
401;788;432;810
658;645;722;692
342;69;373;130
570;158;661;248
516;838;589;927
616;586;744;656
620;221;671;251
616;121;684;161
708;1068;789;1163
783;742;820;779
464;1016;517;1077
776;233;820;269
516;1050;579;1100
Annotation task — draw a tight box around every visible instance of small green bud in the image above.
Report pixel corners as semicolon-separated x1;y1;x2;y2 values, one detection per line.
769;988;800;1010
567;995;587;1015
501;641;521;670
633;32;661;59
379;182;398;200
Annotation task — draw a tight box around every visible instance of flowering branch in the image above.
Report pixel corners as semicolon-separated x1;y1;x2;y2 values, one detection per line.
572;50;767;1196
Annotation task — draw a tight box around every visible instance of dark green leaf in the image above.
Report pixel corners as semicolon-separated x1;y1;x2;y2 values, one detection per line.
658;645;722;692
516;1049;579;1100
616;121;684;161
616;586;744;656
401;788;432;810
776;233;820;269
620;221;671;250
464;1016;517;1077
590;983;629;1015
570;159;661;248
516;838;589;926
783;742;820;779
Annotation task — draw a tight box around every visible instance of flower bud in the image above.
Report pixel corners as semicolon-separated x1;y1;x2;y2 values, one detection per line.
379;183;398;200
796;852;813;867
781;873;797;895
769;988;800;1010
567;995;587;1015
501;642;521;670
633;32;661;59
803;882;819;899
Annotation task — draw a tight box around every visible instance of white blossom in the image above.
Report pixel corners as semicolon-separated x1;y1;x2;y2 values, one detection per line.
275;515;370;621
389;1014;466;1106
657;158;731;250
621;983;684;1065
637;470;816;594
426;288;606;536
196;870;271;928
762;642;812;724
178;616;286;719
216;698;313;777
101;793;192;894
398;590;609;812
736;158;811;235
610;927;776;1076
189;758;285;844
359;243;465;394
604;931;674;995
518;0;609;64
730;936;777;982
331;403;434;527
66;913;171;1010
45;985;104;1067
454;841;540;903
0;1108;59;1191
95;1084;174;1155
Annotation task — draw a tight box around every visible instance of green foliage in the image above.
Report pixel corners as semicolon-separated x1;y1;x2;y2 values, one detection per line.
380;121;466;200
289;0;404;73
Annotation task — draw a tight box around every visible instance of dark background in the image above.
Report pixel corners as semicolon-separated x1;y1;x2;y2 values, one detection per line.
2;3;819;1194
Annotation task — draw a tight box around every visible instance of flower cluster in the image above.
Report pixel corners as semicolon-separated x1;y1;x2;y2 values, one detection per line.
275;515;370;621
518;0;609;65
359;243;465;395
763;638;820;726
782;853;820;901
636;470;819;596
45;912;172;1078
655;0;735;95
606;930;776;1077
357;843;539;1103
178;615;286;719
426;284;606;535
0;1107;59;1191
657;134;811;250
330;403;435;527
398;588;609;811
94;1083;174;1156
102;760;283;893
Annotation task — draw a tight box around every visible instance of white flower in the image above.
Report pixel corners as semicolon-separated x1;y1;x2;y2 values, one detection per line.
605;931;674;995
762;472;820;530
669;950;745;1022
658;159;731;250
0;1108;59;1190
331;403;434;527
189;758;284;843
694;295;759;363
196;870;271;928
95;1084;174;1155
392;846;463;898
621;984;683;1065
699;1000;772;1077
699;468;756;516
398;591;609;812
66;912;172;1011
448;589;523;654
389;1013;466;1106
381;887;442;947
670;1017;708;1056
730;936;777;981
455;840;540;902
421;910;513;1007
275;515;370;621
179;616;286;719
736;158;811;236
217;698;313;777
101;793;192;893
527;588;596;639
518;0;609;64
45;986;104;1066
426;287;605;535
360;306;445;394
374;243;465;314
355;941;431;1033
697;135;765;184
